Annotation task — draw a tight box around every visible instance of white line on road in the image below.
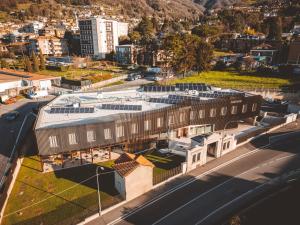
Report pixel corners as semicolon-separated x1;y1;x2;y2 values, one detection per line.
104;131;298;225
152;154;295;225
105;144;272;225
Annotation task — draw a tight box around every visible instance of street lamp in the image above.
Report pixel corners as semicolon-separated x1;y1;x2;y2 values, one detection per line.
96;166;105;216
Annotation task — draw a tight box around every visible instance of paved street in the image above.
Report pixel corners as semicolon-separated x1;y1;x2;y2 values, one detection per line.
0;96;54;181
86;122;300;225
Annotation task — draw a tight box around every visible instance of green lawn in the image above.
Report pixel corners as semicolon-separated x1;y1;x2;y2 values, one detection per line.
167;71;297;89
2;157;121;225
39;69;116;84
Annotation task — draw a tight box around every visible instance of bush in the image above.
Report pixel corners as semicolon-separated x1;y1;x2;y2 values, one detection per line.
214;61;227;71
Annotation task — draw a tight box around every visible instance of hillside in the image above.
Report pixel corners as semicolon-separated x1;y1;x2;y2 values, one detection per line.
0;0;204;21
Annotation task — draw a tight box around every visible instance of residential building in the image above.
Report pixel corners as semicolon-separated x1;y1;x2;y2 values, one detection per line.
20;21;44;34
34;84;262;171
0;68;60;97
29;37;68;56
116;45;139;65
113;153;154;200
79;17;128;58
250;43;278;65
287;38;300;65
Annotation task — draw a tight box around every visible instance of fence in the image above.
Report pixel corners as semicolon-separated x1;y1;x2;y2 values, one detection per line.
153;165;182;185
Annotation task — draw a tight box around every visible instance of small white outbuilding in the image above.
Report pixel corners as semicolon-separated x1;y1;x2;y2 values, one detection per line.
113;153;154;201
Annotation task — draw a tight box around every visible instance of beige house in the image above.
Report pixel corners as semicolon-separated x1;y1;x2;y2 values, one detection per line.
29;36;68;56
113;153;154;201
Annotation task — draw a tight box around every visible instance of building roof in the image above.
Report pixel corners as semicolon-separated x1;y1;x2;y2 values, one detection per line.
35;87;250;130
0;68;59;84
113;153;154;177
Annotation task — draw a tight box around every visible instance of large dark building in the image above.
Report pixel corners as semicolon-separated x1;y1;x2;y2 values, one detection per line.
34;84;262;171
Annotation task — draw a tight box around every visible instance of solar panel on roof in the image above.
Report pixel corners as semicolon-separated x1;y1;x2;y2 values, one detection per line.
49;107;94;114
101;104;142;111
143;85;176;92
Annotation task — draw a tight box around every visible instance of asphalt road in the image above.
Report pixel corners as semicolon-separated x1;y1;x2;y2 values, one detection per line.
0;96;54;181
89;133;300;225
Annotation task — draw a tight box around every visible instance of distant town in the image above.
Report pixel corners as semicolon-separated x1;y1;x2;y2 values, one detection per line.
0;1;300;225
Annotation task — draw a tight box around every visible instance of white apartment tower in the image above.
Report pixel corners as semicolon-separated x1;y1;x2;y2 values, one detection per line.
79;17;128;59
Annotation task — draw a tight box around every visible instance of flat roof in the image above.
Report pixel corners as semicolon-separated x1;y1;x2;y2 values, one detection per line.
35;87;249;130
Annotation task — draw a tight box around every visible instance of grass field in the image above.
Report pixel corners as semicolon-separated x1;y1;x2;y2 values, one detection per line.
39;68;117;84
167;71;297;89
2;157;121;225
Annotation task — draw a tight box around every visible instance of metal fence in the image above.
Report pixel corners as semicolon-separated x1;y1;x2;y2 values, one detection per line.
153;165;182;185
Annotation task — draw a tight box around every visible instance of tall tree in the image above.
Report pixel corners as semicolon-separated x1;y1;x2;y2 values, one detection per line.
136;16;155;44
31;51;40;72
24;56;33;72
266;17;282;40
39;52;46;70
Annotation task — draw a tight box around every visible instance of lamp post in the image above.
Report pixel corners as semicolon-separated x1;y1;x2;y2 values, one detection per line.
96;166;104;216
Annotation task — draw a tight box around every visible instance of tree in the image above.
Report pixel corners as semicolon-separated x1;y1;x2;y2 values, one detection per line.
129;31;142;44
163;34;213;75
24;56;33;72
0;59;9;69
136;16;155;44
31;51;40;72
266;17;282;40
195;40;213;71
39;52;46;70
192;24;220;39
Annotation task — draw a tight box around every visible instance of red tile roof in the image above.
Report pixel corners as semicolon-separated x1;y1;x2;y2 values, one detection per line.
113;153;154;177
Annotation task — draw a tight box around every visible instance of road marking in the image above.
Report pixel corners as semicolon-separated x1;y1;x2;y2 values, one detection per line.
104;133;298;225
105;144;272;225
152;154;295;225
194;166;298;225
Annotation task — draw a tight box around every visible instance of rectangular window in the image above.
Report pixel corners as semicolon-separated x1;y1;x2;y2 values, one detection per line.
192;154;196;163
179;112;185;123
116;125;124;138
168;115;175;125
242;104;247;113
252;103;257;112
199;110;205;119
144;120;150;131
104;128;112;140
210;108;217;117
69;133;77;145
190;111;195;120
231;105;238;115
197;153;201;161
131;123;137;134
220;107;227;116
227;142;230;149
157;117;163;128
49;136;58;148
87;130;96;143
223;142;227;150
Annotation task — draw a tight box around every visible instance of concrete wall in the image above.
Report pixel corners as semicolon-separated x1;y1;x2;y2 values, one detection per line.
82;75;127;91
114;172;126;199
124;166;153;201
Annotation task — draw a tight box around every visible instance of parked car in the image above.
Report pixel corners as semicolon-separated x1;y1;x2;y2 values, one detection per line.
2;111;20;121
126;73;142;81
27;90;48;99
146;76;163;81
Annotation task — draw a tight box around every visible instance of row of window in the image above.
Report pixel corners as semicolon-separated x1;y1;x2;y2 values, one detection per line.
192;152;201;163
190;103;257;120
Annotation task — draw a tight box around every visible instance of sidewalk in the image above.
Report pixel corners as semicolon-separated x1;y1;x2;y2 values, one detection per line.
85;120;300;225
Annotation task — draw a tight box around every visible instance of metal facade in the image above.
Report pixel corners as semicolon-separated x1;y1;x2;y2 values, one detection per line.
35;94;262;156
